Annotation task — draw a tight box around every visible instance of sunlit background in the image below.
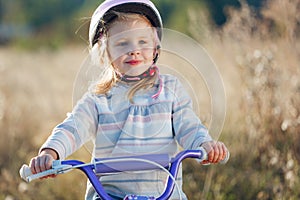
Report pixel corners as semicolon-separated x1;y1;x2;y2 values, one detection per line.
1;0;300;199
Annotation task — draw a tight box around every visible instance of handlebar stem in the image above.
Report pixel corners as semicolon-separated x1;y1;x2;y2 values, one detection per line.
61;160;112;200
157;150;204;200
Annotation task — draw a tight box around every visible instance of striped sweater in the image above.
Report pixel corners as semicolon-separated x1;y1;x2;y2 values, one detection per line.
40;74;212;199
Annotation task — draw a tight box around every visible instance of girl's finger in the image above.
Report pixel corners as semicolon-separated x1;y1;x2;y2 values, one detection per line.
220;142;227;161
206;142;214;162
218;142;225;162
45;155;53;170
33;157;40;173
208;150;214;163
29;158;37;174
39;156;47;172
212;144;220;163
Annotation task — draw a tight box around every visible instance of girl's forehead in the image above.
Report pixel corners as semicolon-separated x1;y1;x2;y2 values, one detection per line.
108;24;155;42
109;27;155;40
108;15;153;36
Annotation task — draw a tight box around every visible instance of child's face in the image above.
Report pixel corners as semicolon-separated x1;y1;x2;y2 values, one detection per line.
107;16;156;76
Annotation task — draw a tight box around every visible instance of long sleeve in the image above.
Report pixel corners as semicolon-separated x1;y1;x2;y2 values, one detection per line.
40;93;98;160
171;78;212;149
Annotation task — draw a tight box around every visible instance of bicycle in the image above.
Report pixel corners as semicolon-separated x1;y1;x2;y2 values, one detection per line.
20;147;229;200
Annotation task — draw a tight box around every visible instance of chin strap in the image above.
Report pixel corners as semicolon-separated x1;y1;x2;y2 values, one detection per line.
120;66;156;82
117;65;163;99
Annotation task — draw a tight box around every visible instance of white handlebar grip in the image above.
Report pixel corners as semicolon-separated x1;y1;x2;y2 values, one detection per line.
20;164;32;182
19;164;59;182
196;147;208;163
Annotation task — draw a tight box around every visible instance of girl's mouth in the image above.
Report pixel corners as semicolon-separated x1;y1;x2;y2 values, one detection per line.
126;60;142;65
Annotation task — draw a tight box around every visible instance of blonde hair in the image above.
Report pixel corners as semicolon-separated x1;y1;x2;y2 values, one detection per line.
90;12;160;102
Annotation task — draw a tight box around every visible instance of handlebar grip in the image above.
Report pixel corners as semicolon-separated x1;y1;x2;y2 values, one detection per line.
19;164;32;181
19;164;57;182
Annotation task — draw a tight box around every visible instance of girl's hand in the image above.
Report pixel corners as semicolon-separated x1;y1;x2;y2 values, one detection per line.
29;148;58;179
201;141;228;164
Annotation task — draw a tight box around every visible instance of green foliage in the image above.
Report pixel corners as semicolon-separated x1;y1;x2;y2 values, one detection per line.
19;0;84;28
0;0;92;48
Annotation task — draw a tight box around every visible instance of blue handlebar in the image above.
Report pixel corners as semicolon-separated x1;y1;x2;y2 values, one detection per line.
60;149;206;200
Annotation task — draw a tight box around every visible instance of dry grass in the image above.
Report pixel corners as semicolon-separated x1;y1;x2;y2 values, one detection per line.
0;46;90;199
1;0;300;199
183;0;300;199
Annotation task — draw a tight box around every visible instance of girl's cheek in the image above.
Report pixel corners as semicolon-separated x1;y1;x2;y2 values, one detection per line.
109;48;126;62
144;48;156;59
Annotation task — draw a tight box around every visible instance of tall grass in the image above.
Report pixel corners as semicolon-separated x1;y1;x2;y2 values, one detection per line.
0;46;89;199
184;0;300;199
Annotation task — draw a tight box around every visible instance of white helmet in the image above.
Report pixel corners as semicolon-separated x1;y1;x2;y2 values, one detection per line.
89;0;163;47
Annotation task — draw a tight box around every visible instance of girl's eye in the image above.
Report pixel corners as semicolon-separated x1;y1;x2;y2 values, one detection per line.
139;40;147;45
117;41;128;46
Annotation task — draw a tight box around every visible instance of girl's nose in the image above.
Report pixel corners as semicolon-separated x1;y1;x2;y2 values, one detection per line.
127;43;141;56
128;48;141;56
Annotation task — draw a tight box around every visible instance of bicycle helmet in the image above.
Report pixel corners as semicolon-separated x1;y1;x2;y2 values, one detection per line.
89;0;162;47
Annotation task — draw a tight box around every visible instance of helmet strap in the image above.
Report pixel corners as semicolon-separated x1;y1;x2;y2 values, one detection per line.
120;65;157;82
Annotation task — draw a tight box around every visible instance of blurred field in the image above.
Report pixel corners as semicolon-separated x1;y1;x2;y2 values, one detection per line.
0;45;91;200
1;0;300;199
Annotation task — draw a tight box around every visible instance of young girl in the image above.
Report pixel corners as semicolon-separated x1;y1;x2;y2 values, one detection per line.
29;0;228;199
